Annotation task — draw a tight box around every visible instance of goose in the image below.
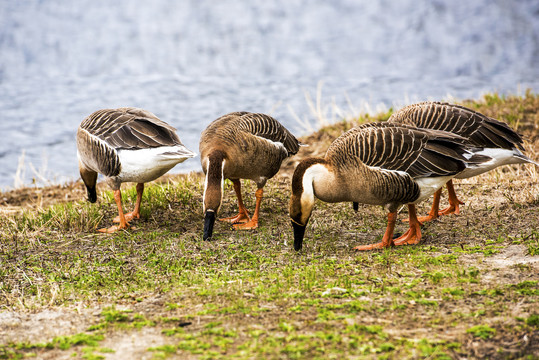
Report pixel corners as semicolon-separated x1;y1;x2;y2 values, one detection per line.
385;101;538;222
200;112;301;240
290;123;490;251
77;107;196;233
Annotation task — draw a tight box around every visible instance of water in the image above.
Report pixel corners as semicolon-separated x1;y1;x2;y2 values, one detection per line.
1;0;538;189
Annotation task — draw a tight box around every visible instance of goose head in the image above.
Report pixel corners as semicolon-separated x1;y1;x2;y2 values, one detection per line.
289;158;329;250
202;150;225;240
203;188;220;241
78;161;98;203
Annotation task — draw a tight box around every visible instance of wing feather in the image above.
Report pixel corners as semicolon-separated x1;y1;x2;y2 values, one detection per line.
326;123;475;179
388;101;525;151
237;112;301;155
78;108;183;150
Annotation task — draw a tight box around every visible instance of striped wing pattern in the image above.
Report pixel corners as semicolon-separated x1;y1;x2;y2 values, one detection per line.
79;108;182;150
237;113;301;155
77;124;122;177
327;123;470;179
389;102;525;151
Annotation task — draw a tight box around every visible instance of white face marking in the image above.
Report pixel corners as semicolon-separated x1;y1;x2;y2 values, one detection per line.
203;169;209;213
300;174;315;216
299;164;330;224
220;158;225;204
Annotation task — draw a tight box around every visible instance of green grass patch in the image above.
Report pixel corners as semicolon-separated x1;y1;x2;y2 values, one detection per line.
466;325;497;339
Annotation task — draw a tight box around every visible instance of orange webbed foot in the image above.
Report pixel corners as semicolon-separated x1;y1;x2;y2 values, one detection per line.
233;219;258;230
97;224;130;233
353;242;392;251
415;214;438;223
393;227;421;246
440;181;464;216
113;211;140;223
219;212;250;224
355;212;398;251
404;214;437;223
438;201;464;216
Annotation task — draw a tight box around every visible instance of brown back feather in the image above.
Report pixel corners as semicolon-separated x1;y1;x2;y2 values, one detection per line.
79;108;183;150
388;102;525;151
326;123;475;179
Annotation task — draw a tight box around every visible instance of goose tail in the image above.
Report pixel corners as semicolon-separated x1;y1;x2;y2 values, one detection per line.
160;145;197;162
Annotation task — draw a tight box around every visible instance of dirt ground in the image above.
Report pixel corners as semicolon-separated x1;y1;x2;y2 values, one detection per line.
1;95;539;359
1;167;538;359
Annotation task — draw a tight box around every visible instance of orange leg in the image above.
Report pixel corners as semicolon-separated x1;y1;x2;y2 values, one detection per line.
393;204;422;246
114;183;144;222
220;179;251;224
354;212;397;251
415;188;442;223
99;189;130;233
438;180;464;216
234;188;263;230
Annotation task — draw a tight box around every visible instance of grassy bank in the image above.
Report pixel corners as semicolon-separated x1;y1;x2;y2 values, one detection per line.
1;92;538;359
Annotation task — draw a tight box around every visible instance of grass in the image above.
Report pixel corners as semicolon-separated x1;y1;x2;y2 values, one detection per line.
0;92;539;359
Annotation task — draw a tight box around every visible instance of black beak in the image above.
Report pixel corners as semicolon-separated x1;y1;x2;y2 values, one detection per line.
203;210;216;241
86;185;97;203
292;221;306;251
352;202;359;212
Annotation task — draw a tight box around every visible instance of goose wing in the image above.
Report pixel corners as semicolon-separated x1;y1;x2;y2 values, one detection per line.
79;107;183;150
389;102;525;151
327;123;476;178
237;113;301;155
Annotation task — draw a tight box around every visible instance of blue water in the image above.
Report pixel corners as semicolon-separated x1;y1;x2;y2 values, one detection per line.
1;0;538;189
